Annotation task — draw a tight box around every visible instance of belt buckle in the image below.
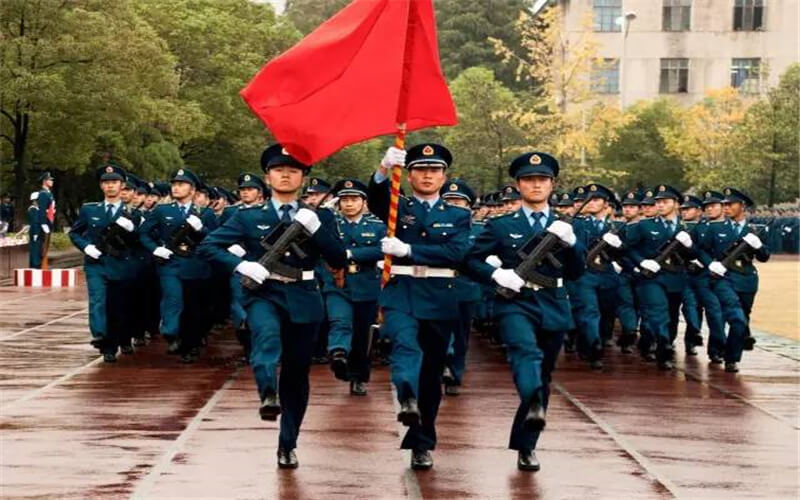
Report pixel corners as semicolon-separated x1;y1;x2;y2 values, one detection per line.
348;264;360;274
412;265;427;278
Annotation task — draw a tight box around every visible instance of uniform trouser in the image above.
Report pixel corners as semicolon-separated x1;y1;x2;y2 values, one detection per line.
86;270;133;354
130;265;148;341
689;277;727;357
709;279;748;363
159;275;211;352
326;293;378;383
29;235;43;268
229;274;247;328
382;309;453;451
615;275;639;345
144;265;161;335
572;273;615;359
246;298;318;451
635;280;681;362
681;287;702;349
736;291;756;339
498;313;564;452
446;301;475;386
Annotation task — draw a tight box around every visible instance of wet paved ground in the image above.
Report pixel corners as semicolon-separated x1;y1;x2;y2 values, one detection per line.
1;285;798;499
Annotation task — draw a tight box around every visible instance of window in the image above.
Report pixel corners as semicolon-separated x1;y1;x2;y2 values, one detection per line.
592;59;620;94
594;0;621;32
731;58;761;93
660;58;689;93
733;0;764;31
663;0;691;31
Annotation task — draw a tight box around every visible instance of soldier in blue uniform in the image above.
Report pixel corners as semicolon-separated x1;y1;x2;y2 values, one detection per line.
571;183;622;370
438;178;481;396
368;143;471;470
624;185;695;370
467;152;584;471
615;190;643;353
138;168;218;363
699;188;769;371
199;144;346;469
69;165;141;362
322;179;386;396
29;172;56;268
27;193;43;268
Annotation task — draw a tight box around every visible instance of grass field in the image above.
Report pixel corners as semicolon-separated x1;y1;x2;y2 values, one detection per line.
750;257;799;340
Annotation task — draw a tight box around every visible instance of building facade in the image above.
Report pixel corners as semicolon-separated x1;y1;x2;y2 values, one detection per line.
541;0;799;107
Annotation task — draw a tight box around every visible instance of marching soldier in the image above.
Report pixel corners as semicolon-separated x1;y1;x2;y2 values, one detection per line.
615;191;643;353
679;195;705;355
323;178;386;395
466;152;584;471
29;172;56;268
624;185;694;370
199;144;346;469
68;165;140;362
138;168;218;363
368;144;471;470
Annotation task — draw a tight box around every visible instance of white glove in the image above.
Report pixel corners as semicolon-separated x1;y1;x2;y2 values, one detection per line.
602;232;622;249
321;196;339;210
675;230;692;248
547;220;576;247
115;216;135;232
491;268;525;292
153;246;173;260
186;214;203;231
690;259;704;269
235;261;270;284
485;255;502;268
709;261;727;277
84;244;102;259
640;259;661;274
380;147;407;170
612;261;622;274
227;244;246;258
381;236;411;257
743;233;763;250
41;224;50;234
295;208;321;235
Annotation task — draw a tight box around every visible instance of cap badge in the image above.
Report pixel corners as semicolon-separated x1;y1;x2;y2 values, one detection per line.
529;154;542;165
244;175;251;181
105;166;113;173
659;185;666;192
590;185;597;192
449;183;458;191
422;145;434;156
344;180;354;188
177;169;184;176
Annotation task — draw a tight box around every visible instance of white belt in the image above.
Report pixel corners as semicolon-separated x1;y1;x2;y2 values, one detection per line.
523;277;563;290
266;270;315;283
377;261;457;278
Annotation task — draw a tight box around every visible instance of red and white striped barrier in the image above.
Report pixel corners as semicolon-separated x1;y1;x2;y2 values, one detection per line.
14;268;77;288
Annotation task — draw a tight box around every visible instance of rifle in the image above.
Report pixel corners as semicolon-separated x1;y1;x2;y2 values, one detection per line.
164;221;204;258
719;222;770;275
586;223;623;272
241;221;311;290
96;222;131;257
640;238;687;279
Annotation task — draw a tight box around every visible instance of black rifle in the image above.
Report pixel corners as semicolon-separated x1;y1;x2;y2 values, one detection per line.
96;222;131;257
640;238;688;279
241;221;311;290
164;221;204;258
586;224;623;272
719;222;770;275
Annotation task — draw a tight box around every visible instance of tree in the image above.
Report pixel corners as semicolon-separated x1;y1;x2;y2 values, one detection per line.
284;0;349;35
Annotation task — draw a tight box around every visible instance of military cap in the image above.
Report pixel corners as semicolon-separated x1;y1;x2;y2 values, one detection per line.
333;178;368;198
307;177;331;194
218;187;238;204
133;176;149;195
640;189;656;205
406;143;452;170
260;143;311;172
238;172;266;192
621;190;642;206
557;191;574;207
170;167;200;187
680;194;702;209
38;172;54;183
96;163;126;182
500;184;521;201
509;152;559;179
702;190;725;205
583;183;614;201
440;178;476;204
573;186;587;202
208;186;221;201
653;184;682;201
153;181;171;197
722;187;755;208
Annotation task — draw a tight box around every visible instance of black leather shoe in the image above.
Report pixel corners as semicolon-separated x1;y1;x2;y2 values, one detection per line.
725;362;739;373
442;366;456;386
350;380;367;396
90;338;104;350
133;337;147;347
410;449;433;470
166;337;181;355
120;345;134;355
642;352;656;362
444;384;460;396
743;336;756;351
259;393;281;421
397;398;421;427
693;334;704;346
524;402;546;432
180;352;196;364
589;359;603;371
277;448;298;469
620;345;633;354
658;360;674;371
563;341;575;354
330;350;349;381
685;346;698;356
103;352;117;363
709;354;724;365
517;450;540;471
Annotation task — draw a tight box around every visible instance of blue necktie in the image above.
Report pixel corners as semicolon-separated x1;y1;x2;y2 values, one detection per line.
666;219;675;235
280;204;293;223
106;204;114;220
531;212;544;234
180;205;188;218
595;219;604;234
422;201;431;212
736;222;743;236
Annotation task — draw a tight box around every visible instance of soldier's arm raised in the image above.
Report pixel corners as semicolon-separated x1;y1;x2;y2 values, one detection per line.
68;205;90;251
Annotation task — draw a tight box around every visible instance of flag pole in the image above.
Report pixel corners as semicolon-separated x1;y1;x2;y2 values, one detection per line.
380;123;407;288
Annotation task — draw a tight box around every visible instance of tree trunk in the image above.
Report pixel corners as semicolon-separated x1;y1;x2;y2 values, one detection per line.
12;112;28;229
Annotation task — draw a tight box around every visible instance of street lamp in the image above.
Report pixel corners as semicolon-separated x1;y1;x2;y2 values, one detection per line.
619;11;637;109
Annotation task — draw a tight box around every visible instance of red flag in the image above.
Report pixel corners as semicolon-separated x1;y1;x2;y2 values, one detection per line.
240;0;457;165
